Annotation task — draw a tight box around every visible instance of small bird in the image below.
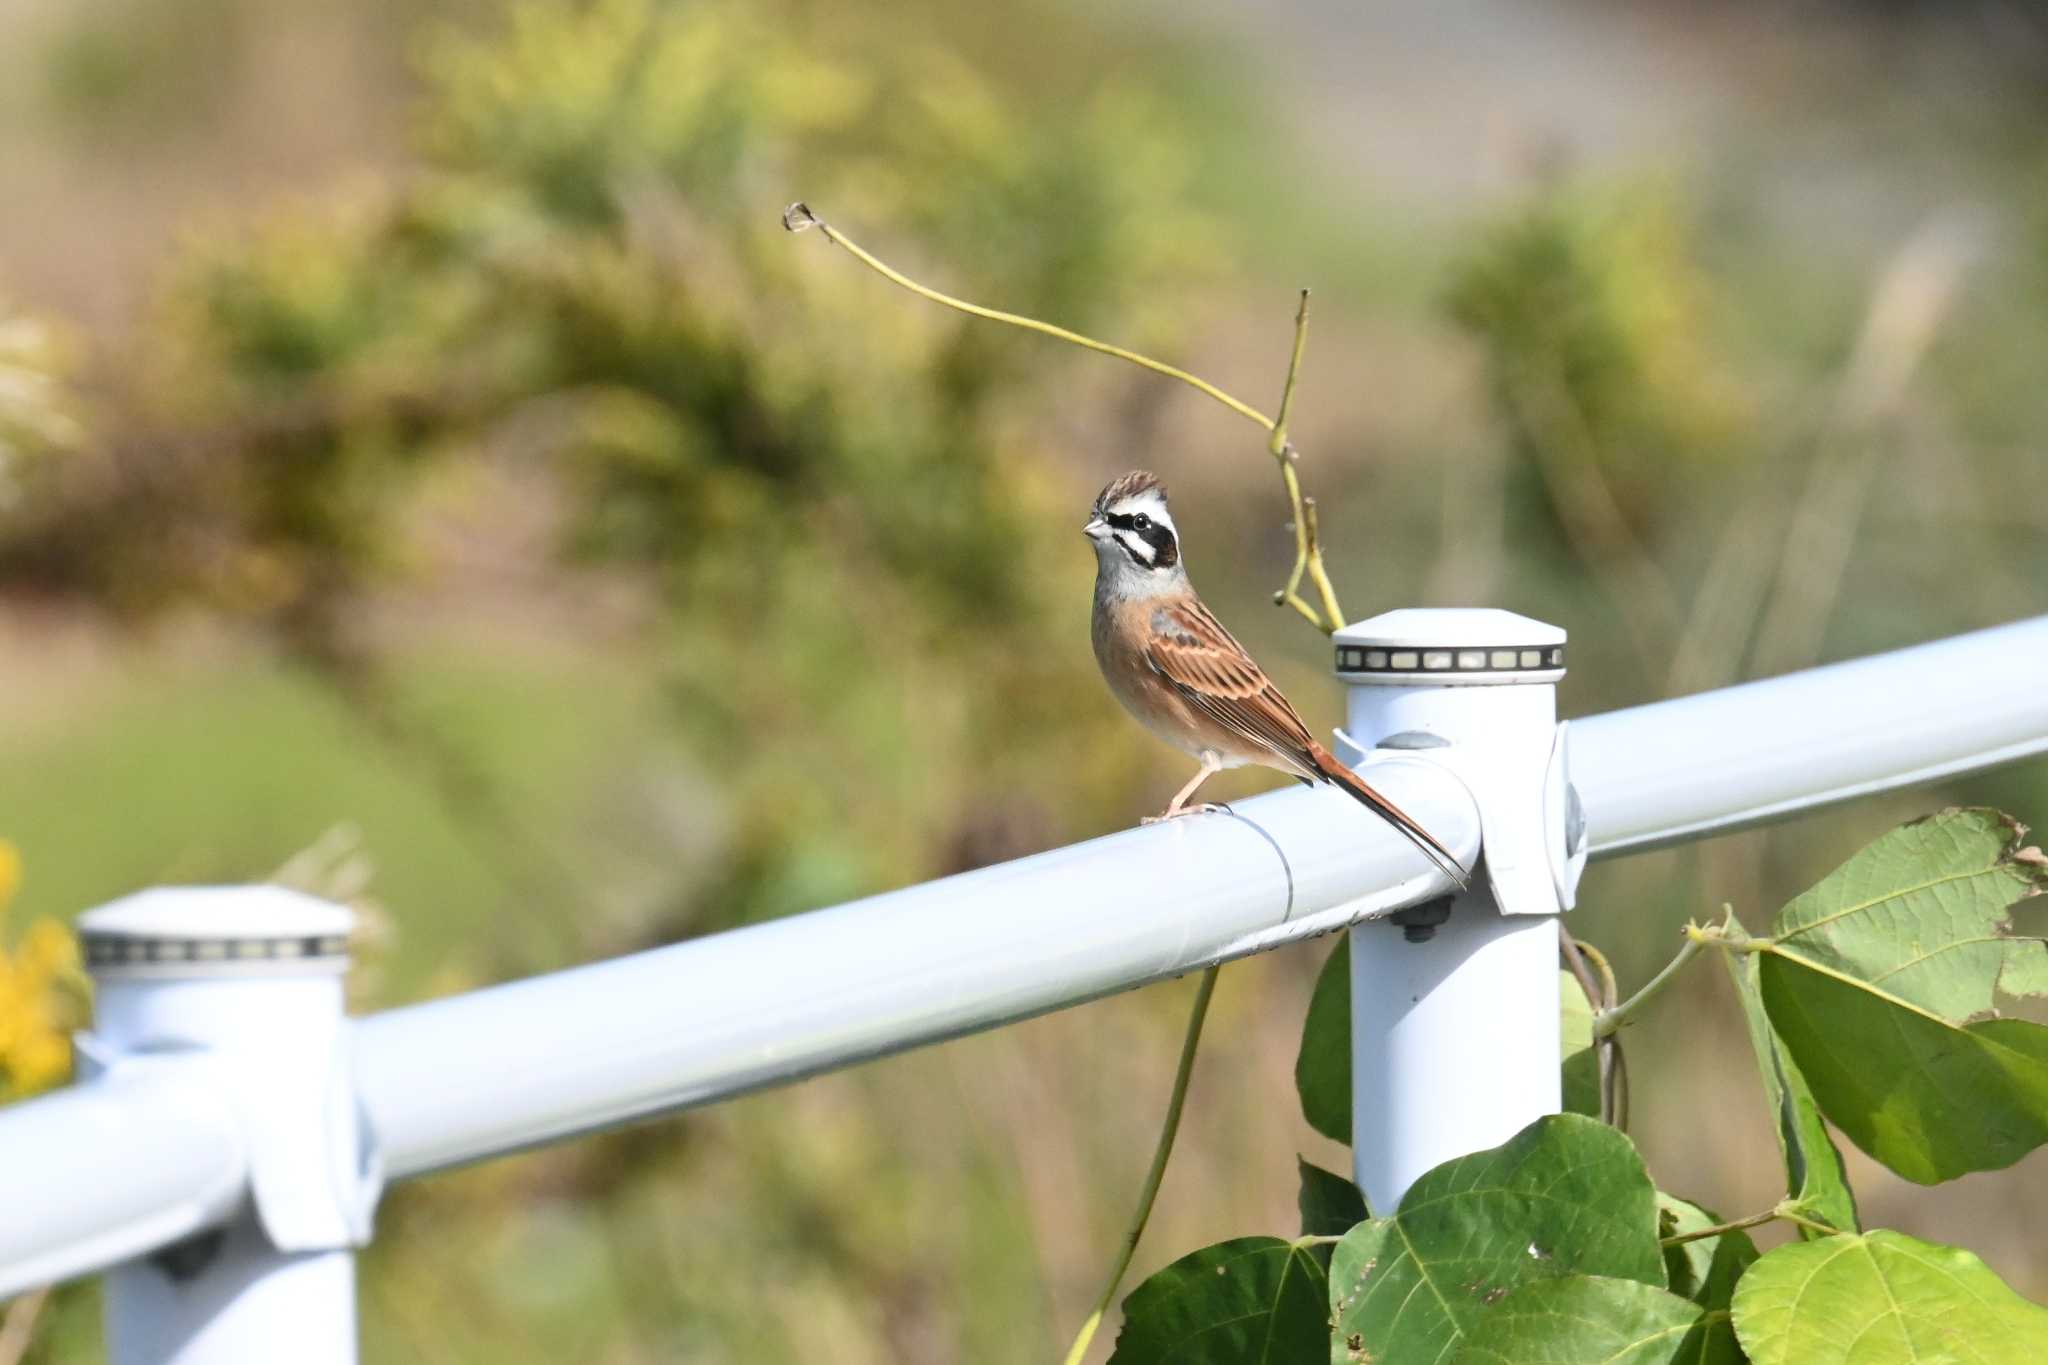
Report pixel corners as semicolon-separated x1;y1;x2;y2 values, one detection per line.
1084;470;1469;888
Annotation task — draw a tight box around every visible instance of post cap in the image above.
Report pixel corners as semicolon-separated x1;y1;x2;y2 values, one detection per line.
1334;608;1566;686
78;886;354;979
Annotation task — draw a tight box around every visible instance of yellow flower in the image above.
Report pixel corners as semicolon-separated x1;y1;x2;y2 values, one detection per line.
0;841;89;1102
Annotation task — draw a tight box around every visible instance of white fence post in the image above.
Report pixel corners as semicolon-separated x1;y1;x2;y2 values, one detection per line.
78;888;371;1365
0;616;2039;1311
1334;610;1575;1210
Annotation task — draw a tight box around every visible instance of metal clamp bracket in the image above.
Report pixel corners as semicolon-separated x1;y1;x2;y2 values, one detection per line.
78;888;382;1256
1335;608;1574;917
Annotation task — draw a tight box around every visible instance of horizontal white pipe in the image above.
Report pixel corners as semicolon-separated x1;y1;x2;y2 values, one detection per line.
4;615;2041;1287
0;1066;245;1299
1573;615;2048;856
355;764;1480;1178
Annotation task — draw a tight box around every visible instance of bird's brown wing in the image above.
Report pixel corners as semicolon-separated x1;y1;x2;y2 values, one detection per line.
1146;596;1470;887
1144;597;1320;779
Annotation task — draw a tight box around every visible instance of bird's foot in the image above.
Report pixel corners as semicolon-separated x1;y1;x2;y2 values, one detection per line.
1141;802;1232;825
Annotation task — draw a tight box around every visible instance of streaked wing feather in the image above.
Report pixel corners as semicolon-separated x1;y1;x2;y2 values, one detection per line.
1145;599;1319;776
1145;599;1469;885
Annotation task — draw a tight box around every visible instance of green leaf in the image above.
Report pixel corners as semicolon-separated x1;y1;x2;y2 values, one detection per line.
1560;968;1601;1118
1759;953;2048;1182
1299;1157;1370;1240
1107;1237;1328;1365
1770;809;2047;1019
1297;936;1351;1143
1328;1114;1665;1364
1450;1276;1738;1365
1723;930;1859;1232
1657;1193;1758;1313
1732;1229;2048;1364
1755;809;2048;1184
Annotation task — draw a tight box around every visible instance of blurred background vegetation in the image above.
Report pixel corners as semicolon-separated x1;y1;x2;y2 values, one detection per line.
1;0;2046;1359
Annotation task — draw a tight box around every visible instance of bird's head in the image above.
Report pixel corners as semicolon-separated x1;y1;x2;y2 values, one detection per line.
1084;470;1182;582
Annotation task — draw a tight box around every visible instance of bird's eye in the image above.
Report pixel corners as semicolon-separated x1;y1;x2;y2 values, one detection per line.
1132;513;1152;531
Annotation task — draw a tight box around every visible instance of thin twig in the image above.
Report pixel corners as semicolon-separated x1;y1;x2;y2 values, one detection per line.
1560;932;1628;1126
1059;965;1221;1365
1557;927;1619;1125
1577;939;1619;1009
1661;1201;1840;1248
1780;1209;1841;1237
1302;498;1345;631
1659;1206;1782;1249
1609;1041;1630;1132
786;203;1272;428
1557;926;1606;1022
785;205;1347;633
1574;940;1626;1127
1685;915;1765;953
0;1288;50;1365
1265;291;1343;629
1268;291;1310;458
1593;934;1705;1040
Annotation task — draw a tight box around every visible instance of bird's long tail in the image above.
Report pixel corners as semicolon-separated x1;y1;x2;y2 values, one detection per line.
1307;742;1471;891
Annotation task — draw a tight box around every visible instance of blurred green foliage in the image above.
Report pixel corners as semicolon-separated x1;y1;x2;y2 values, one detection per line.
4;0;2048;1360
2;0;1265;1355
1445;178;1752;531
0;300;82;513
8;0;1242;956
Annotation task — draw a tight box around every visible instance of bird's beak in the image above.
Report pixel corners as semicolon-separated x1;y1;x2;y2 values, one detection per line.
1082;516;1110;541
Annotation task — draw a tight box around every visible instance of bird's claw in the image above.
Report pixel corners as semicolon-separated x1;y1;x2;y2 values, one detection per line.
1141;802;1233;825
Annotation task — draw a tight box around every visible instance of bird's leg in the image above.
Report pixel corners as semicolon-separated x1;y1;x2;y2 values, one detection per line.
1143;753;1226;823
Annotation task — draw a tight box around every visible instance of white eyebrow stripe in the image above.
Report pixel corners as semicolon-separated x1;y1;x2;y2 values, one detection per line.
1110;493;1175;535
1114;529;1157;564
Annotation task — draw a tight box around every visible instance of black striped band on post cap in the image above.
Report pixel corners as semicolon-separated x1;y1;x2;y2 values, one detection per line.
1336;644;1567;676
82;933;352;970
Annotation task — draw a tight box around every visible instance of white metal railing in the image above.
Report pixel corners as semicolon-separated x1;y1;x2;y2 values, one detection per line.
1;610;2044;1363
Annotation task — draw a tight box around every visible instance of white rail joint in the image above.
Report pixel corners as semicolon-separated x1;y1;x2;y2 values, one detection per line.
1333;608;1574;1208
78;887;376;1365
1335;607;1581;917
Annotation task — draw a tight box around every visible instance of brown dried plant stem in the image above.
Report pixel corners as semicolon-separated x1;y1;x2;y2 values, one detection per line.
781;203;1347;633
1559;928;1629;1129
783;204;1325;1359
1268;290;1344;630
0;1288;49;1365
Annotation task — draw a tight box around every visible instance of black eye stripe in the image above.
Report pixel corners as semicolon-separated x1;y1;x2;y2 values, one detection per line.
1107;512;1178;570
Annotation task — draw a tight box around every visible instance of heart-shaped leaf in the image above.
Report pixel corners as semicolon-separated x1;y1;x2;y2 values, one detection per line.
1296;937;1353;1144
1108;1237;1328;1365
1755;809;2048;1183
1732;1229;2048;1364
1760;953;2048;1182
1450;1276;1738;1365
1771;809;2046;1019
1328;1114;1665;1364
1299;1157;1369;1241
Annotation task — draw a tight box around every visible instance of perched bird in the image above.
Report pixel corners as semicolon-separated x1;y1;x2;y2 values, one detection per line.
1084;470;1469;888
